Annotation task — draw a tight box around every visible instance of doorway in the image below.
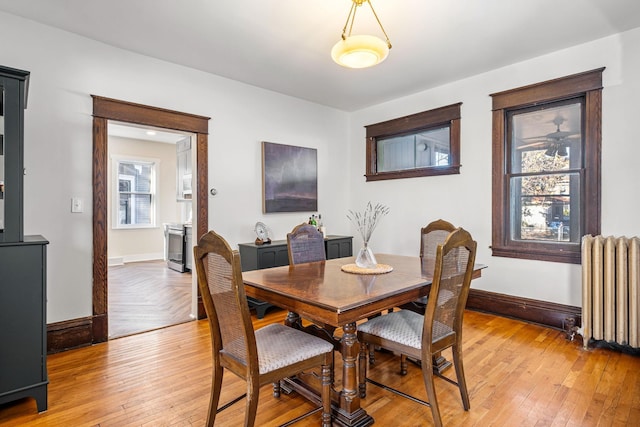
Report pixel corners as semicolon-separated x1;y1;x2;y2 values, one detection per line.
92;96;210;343
106;123;194;338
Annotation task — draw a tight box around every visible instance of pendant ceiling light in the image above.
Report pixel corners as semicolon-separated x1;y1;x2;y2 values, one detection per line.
331;0;392;69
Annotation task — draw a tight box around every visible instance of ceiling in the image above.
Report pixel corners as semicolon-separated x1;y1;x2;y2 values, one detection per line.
1;0;640;111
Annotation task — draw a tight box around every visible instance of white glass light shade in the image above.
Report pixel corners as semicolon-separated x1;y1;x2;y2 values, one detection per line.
331;34;389;69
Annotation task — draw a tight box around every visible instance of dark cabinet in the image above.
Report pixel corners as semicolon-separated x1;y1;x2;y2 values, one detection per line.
238;235;352;318
326;237;354;260
0;236;49;412
0;66;49;413
238;242;290;272
1;66;29;243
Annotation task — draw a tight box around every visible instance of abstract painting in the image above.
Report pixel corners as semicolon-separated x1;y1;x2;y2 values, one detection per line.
262;141;317;213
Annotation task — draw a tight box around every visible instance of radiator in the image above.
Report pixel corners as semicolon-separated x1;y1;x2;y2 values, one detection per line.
581;235;640;350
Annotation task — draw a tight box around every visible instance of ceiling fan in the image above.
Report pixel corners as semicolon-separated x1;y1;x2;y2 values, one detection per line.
517;115;580;157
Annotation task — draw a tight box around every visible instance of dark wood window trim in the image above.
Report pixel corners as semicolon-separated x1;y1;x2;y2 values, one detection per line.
490;68;604;264
364;103;462;181
91;96;210;343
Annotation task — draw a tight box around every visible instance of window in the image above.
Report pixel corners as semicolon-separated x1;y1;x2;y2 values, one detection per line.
112;157;158;229
365;103;461;181
491;68;603;264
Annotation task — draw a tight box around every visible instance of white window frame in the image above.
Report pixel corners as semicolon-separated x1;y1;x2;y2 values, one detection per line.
111;155;160;230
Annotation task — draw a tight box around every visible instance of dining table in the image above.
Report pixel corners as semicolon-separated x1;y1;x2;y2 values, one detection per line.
242;253;486;427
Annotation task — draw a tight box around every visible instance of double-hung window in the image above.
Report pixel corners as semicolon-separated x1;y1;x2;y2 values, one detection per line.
112;157;157;229
491;69;603;264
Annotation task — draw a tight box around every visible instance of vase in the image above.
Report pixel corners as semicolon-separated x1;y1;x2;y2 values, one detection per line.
355;241;378;269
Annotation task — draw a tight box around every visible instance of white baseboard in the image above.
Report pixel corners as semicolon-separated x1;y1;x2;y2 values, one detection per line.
108;253;164;266
108;257;124;266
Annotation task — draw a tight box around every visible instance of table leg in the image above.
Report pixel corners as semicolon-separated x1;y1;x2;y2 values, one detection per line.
407;352;453;374
432;351;452;374
284;311;302;329
333;322;374;427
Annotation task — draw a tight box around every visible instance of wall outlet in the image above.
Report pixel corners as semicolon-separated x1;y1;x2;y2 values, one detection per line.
71;197;83;213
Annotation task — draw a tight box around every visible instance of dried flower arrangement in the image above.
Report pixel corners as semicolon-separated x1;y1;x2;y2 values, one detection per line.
347;202;390;244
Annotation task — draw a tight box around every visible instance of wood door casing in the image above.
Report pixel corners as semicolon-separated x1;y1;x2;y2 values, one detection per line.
92;96;210;343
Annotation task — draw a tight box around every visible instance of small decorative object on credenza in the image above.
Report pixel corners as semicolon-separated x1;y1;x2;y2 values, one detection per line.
254;221;271;245
346;201;390;269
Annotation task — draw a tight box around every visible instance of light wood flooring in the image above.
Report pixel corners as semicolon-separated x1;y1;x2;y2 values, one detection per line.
108;260;193;339
1;310;639;426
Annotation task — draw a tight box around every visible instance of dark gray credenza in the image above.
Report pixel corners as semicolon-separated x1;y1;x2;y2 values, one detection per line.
238;235;353;318
0;235;49;412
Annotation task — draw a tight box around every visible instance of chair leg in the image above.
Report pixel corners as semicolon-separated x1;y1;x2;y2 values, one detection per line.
272;381;281;398
358;342;368;398
400;354;408;375
331;350;336;387
207;365;224;427
422;354;442;427
452;343;470;410
244;380;260;427
321;362;332;427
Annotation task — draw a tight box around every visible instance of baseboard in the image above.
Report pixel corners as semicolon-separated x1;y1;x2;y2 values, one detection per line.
466;288;581;332
108;253;163;266
108;256;124;266
123;253;164;263
47;316;93;354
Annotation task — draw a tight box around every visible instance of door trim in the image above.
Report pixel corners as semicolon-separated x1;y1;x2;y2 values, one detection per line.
92;96;210;343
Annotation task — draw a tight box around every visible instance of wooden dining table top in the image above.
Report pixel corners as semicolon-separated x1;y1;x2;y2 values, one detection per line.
242;253;486;327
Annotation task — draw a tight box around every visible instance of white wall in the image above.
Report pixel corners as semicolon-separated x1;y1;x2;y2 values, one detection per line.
348;27;640;307
0;11;351;323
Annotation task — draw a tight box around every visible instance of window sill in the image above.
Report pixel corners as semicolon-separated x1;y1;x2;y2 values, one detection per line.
365;165;460;182
112;225;158;231
491;245;580;264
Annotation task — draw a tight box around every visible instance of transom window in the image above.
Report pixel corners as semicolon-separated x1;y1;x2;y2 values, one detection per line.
112;157;157;229
491;68;603;264
376;126;450;173
365;103;461;181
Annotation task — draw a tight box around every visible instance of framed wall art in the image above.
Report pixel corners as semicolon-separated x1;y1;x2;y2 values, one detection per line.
262;141;317;213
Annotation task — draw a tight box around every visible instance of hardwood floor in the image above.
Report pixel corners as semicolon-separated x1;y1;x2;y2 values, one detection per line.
108;260;193;339
1;310;639;426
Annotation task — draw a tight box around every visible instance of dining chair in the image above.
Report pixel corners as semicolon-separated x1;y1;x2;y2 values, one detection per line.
194;230;333;427
373;219;456;367
401;218;457;314
286;223;338;351
287;223;326;265
357;227;477;427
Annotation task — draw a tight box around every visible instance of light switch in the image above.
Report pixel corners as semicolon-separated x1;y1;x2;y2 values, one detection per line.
71;197;83;213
